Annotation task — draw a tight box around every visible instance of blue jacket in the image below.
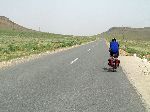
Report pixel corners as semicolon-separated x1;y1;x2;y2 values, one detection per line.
110;41;119;53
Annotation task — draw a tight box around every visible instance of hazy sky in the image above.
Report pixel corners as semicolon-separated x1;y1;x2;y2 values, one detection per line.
1;0;150;35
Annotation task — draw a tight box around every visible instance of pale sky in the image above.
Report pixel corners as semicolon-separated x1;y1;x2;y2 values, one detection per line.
1;0;150;35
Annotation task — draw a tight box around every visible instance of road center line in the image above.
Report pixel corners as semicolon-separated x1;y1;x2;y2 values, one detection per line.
70;58;79;64
88;49;91;51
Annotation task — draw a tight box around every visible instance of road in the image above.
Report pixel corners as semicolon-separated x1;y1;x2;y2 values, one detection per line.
0;39;146;112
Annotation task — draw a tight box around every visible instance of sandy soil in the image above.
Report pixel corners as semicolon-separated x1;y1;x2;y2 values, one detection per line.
119;56;150;111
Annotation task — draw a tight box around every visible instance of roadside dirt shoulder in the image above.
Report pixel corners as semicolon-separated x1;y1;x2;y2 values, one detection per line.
119;56;150;111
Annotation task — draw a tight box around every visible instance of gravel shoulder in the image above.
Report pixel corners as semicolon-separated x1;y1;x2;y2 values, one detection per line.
119;56;150;111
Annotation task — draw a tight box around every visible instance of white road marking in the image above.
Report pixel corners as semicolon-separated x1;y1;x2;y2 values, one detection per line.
88;49;91;51
70;58;79;64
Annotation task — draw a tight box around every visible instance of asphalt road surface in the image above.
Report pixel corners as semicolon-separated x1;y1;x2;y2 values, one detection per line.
0;39;146;112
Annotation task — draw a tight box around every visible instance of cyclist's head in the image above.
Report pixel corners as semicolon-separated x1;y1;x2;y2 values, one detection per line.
112;38;116;42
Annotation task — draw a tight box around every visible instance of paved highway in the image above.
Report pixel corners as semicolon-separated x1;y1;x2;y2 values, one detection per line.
0;39;146;112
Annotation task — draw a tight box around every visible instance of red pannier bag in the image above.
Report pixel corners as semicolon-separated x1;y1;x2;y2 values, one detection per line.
108;58;113;66
115;59;120;66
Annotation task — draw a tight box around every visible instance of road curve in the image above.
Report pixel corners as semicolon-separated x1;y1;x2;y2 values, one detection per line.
0;39;146;112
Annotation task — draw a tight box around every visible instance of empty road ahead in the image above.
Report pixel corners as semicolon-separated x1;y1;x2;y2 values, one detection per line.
0;39;146;112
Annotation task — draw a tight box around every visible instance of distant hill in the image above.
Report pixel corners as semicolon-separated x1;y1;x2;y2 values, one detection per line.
104;27;150;41
0;16;33;31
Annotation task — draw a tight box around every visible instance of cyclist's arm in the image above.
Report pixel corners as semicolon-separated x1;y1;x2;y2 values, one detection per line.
117;42;119;47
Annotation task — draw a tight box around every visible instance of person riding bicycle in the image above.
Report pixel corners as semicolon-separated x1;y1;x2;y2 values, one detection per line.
109;38;119;58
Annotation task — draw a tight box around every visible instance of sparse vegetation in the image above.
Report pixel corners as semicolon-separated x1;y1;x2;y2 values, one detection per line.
103;27;150;60
0;29;97;62
0;16;97;62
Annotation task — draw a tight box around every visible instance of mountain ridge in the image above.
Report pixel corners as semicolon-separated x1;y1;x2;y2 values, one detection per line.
0;16;33;31
104;27;150;41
